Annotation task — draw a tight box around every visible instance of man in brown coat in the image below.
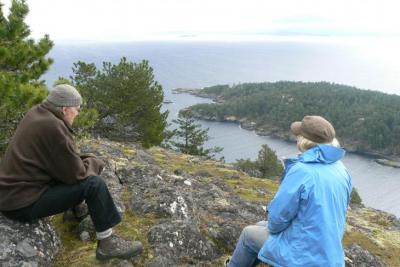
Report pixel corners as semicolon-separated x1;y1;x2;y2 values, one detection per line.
0;84;142;260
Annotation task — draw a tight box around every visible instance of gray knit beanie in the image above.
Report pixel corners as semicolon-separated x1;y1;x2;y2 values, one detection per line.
46;84;82;107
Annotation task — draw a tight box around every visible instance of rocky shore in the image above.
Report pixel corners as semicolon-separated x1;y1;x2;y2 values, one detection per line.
173;88;400;168
374;159;400;168
1;138;399;266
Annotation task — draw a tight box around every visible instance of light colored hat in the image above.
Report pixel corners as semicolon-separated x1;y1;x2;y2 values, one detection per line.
46;84;82;107
290;115;335;143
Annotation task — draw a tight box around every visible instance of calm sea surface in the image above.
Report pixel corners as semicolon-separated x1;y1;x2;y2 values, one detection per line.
44;40;400;217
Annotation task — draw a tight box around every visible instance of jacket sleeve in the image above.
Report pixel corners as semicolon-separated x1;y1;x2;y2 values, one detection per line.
46;127;104;184
47;138;92;184
267;164;311;234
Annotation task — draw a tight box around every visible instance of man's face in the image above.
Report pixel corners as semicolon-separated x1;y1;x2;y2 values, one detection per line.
62;106;80;126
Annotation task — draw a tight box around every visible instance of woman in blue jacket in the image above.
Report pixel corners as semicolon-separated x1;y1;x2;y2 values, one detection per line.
227;115;352;267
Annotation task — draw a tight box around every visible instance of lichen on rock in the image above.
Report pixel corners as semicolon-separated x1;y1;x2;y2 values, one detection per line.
0;215;61;267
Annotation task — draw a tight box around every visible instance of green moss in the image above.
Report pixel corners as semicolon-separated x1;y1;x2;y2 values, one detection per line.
51;187;158;266
225;177;278;203
236;188;265;202
343;230;400;266
121;186;132;204
212;167;239;178
344;207;400;267
51;215;99;267
151;151;167;163
199;227;229;256
197;176;214;184
151;150;242;181
368;214;392;227
114;210;157;266
122;148;136;158
114;187;159;266
149;146;279;204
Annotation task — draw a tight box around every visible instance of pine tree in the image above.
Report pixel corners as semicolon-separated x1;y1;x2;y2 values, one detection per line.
171;110;222;159
0;0;53;153
70;61;97;108
234;158;260;177
234;144;283;179
0;0;53;83
70;57;168;147
256;144;283;178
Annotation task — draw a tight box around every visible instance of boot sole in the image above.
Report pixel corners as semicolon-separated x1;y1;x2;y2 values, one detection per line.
96;247;143;261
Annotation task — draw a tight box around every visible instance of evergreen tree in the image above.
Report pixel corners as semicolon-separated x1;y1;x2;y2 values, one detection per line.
256;144;283;178
0;81;47;151
70;57;168;147
73;108;99;139
234;144;283;179
350;187;363;207
234;158;260;177
171;110;222;159
70;61;97;108
0;0;53;83
0;0;53;153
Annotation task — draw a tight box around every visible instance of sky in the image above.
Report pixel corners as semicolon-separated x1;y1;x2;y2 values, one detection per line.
2;0;400;42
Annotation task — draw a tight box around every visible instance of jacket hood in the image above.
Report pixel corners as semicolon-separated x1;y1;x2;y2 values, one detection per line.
300;144;345;164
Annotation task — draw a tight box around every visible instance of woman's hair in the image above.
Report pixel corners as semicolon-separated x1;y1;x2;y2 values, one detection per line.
297;135;340;152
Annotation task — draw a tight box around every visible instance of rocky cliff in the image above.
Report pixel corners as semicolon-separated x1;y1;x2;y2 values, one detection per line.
1;138;399;266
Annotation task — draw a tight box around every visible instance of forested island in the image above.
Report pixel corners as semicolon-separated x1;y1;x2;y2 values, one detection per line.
179;81;400;162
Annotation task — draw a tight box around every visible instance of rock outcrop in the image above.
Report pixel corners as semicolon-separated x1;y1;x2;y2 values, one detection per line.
345;244;386;267
0;215;61;267
1;138;399;266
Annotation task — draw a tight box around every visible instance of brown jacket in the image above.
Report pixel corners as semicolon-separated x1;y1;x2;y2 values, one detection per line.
0;101;104;211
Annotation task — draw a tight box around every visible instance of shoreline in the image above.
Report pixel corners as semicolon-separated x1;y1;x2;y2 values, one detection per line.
173;88;400;168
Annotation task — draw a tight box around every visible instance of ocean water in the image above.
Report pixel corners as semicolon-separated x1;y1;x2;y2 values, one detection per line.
44;40;400;217
46;39;400;95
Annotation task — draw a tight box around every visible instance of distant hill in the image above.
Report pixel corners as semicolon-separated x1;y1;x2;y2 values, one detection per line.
187;81;400;157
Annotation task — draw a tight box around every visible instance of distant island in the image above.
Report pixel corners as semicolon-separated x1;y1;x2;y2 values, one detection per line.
174;81;400;166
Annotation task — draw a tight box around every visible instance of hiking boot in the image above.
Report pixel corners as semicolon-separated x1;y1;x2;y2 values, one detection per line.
96;234;143;260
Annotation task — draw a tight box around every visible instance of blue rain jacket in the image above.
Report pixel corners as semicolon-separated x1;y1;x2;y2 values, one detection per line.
258;144;352;267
